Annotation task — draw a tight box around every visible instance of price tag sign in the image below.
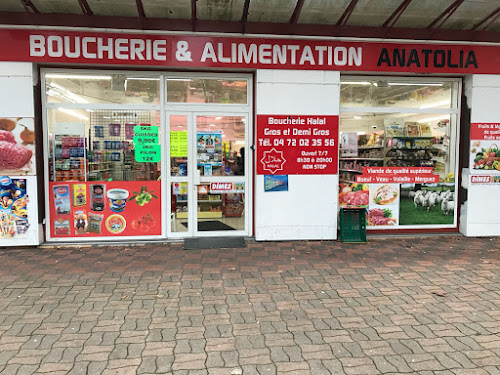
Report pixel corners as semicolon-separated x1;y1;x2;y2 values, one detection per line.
170;131;188;157
135;144;161;162
133;125;159;145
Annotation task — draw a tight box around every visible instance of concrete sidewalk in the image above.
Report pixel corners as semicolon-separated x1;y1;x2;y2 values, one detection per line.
0;236;499;375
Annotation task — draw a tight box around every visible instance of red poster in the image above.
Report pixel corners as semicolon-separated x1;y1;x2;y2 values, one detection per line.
355;167;439;183
470;123;500;140
256;115;338;175
470;123;500;172
0;29;499;74
49;181;161;238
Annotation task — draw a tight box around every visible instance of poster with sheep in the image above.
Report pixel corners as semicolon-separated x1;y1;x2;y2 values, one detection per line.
399;183;455;225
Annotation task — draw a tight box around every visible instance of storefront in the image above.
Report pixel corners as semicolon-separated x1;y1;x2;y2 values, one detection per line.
0;27;499;245
43;70;252;241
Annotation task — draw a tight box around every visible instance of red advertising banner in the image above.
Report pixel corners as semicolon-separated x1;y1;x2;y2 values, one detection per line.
355;167;440;183
49;181;161;238
256;115;338;175
0;28;499;74
470;123;500;140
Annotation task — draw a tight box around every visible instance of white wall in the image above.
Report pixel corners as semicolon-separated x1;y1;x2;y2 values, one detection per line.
0;62;40;246
461;74;500;237
255;70;340;241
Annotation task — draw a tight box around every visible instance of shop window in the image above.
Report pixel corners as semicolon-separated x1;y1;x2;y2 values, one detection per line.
46;73;160;105
341;79;458;109
47;108;161;182
166;78;247;104
339;77;460;229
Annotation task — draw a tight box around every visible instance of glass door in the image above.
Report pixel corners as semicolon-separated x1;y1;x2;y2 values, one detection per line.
168;112;250;237
194;114;248;236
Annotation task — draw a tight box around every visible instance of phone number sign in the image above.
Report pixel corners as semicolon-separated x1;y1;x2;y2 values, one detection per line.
256;115;339;175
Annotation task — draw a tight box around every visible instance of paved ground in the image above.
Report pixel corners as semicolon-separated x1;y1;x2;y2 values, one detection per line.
0;235;499;375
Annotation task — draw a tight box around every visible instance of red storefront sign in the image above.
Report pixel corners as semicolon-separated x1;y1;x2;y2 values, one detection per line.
470;123;500;140
0;28;499;74
256;115;338;175
355;167;440;183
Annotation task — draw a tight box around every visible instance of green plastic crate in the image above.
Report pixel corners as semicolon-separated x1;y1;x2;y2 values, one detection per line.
340;207;367;243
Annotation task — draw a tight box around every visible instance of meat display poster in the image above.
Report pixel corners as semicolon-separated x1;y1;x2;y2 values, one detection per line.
49;181;162;238
470;123;500;173
339;181;456;229
257;115;339;175
368;184;400;227
0;177;30;239
0;118;35;176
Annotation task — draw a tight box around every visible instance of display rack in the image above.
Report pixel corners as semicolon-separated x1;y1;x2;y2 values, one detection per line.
339;131;449;182
51;134;87;182
339;132;384;183
89;110;152;181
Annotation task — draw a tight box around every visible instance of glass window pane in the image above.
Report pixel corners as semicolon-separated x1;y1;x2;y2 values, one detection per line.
340;80;457;109
45;73;160;104
171;182;188;232
167;78;247;104
197;183;245;231
47;108;161;182
196;116;245;176
339;111;457;228
170;115;188;177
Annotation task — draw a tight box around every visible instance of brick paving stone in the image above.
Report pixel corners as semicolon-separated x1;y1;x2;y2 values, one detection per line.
0;236;499;374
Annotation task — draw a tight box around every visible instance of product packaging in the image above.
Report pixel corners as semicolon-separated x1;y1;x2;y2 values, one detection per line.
87;213;104;234
90;184;106;211
53;185;71;215
74;210;88;234
125;123;136;139
72;183;87;207
107;189;129;212
54;218;70;235
109;123;121;136
95;126;104;137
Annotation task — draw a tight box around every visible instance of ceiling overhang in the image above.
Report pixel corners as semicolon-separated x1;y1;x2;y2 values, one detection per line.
0;12;498;43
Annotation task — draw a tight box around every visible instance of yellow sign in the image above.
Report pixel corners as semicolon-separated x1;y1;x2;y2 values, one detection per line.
170;131;188;157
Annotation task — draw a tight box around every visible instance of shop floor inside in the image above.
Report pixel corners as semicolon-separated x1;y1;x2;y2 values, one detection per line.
0;236;499;375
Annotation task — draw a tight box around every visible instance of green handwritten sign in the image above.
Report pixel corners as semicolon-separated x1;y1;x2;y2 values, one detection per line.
170;131;188;157
135;144;161;163
133;125;159;145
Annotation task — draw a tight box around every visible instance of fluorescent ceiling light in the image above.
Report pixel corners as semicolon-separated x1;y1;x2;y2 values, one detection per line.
215;117;222;120
58;108;89;121
342;81;371;85
417;116;446;123
126;77;160;81
356;131;365;135
388;82;443;86
419;100;451;109
168;78;193;82
209;124;216;127
353;116;362;120
47;74;112;80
